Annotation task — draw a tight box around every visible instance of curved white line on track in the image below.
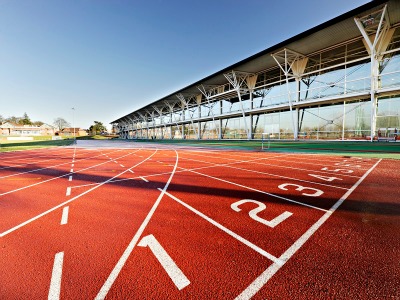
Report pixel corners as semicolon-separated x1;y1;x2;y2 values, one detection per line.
95;148;179;300
235;158;382;300
0;149;158;237
0;148;126;180
0;149;140;197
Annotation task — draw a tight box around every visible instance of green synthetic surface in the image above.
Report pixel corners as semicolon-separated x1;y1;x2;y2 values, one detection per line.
128;139;400;159
0;139;74;152
1;136;399;159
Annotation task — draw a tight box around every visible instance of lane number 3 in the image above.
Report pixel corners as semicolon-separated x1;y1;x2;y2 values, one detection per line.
278;183;323;197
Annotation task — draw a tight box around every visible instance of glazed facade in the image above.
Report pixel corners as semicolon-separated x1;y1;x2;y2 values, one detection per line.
112;2;400;141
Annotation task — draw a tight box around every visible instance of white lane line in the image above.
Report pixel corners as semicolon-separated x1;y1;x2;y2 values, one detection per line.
181;156;349;190
235;158;382;300
184;151;361;178
0;149;139;197
68;176;72;182
60;207;69;225
182;168;327;212
70;169;73;173
95;149;179;300
48;252;64;300
120;164;125;167
138;234;190;290
69;154;285;189
66;187;71;196
140;176;149;182
113;161;118;164
71;164;74;167
128;170;134;174
163;190;283;265
0;150;157;237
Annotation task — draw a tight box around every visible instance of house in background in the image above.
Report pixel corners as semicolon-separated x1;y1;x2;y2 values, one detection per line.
59;127;88;137
0;122;56;136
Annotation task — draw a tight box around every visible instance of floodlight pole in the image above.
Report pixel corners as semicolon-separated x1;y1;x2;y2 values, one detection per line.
72;107;76;144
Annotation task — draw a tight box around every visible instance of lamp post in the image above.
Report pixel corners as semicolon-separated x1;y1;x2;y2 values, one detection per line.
72;107;76;144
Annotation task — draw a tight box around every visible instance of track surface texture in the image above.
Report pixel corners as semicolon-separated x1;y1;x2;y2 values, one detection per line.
0;140;398;299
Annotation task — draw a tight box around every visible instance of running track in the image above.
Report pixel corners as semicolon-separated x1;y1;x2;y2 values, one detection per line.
0;140;398;299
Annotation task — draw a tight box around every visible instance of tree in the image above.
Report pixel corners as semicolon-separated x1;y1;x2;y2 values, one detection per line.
5;116;20;124
53;117;70;131
89;121;106;135
0;114;4;124
19;112;32;125
33;121;44;126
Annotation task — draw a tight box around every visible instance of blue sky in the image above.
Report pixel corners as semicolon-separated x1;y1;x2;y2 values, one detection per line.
0;0;370;130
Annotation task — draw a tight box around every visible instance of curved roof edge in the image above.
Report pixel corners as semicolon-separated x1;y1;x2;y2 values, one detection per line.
111;0;387;124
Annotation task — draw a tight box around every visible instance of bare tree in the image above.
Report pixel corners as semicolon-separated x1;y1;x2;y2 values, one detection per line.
53;117;70;131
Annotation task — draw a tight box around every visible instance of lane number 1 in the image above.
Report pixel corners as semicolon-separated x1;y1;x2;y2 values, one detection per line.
138;234;190;290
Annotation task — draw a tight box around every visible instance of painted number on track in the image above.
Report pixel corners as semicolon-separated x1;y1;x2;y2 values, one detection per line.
231;199;292;228
278;183;323;197
138;234;190;290
321;167;353;173
308;174;342;182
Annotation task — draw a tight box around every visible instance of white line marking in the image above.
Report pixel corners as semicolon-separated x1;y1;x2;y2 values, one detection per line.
70;169;73;173
140;176;149;182
71;164;74;167
163;190;283;265
0;150;156;237
95;149;179;300
68;176;72;182
183;168;327;212
48;251;64;300
66;187;71;196
128;170;134;173
138;234;190;290
0;149;138;197
235;158;382;300
120;164;125;167
61;207;69;225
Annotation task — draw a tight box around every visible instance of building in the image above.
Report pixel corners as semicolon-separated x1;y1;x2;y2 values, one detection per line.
59;128;88;137
111;0;400;141
0;123;56;136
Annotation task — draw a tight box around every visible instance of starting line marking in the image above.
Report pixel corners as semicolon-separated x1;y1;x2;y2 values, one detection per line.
66;187;71;196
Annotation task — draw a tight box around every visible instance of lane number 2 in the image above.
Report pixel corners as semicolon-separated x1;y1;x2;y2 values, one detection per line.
231;199;292;228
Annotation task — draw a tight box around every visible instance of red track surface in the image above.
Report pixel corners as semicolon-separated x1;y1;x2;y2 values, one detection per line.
0;141;399;299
